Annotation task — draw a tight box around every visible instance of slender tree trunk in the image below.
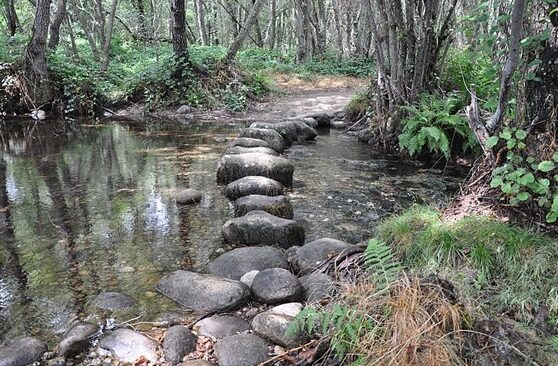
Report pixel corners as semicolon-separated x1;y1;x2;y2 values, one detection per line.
100;0;119;72
223;0;265;64
171;0;188;58
4;0;20;36
268;0;276;49
195;0;209;44
24;0;53;105
48;0;67;50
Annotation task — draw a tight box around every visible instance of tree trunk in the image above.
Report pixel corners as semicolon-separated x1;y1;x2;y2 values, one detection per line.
48;0;67;49
195;0;209;44
24;0;52;105
223;0;265;64
4;0;20;36
100;0;119;72
268;0;276;49
171;0;188;58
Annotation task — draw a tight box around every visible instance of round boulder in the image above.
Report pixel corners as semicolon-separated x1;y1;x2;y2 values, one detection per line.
57;322;99;357
223;176;284;200
214;334;269;366
0;337;47;366
156;270;250;312
224;146;279;156
250;122;298;144
300;271;336;302
216;153;294;187
239;128;286;153
208;246;289;280
234;195;293;219
193;315;251;339
229;137;271;149
295;238;353;273
176;188;203;204
251;268;303;304
251;307;307;348
222;211;304;248
93;292;137;311
98;329;158;363
163;326;197;364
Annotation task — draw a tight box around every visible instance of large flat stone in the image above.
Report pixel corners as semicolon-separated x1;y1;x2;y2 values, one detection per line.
214;334;269;366
0;337;47;366
209;246;289;280
234;195;293;219
223;176;284;200
217;153;294;187
98;329;158;363
239;128;286;153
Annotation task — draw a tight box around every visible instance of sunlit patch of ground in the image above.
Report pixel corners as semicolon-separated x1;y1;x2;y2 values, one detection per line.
270;72;369;93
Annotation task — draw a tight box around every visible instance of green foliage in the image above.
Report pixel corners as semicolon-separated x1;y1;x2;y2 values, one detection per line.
398;93;477;159
222;80;249;112
364;239;401;287
377;206;558;323
488;127;558;223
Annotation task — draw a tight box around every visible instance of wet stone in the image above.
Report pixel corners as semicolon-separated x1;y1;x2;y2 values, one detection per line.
163;326;197;364
234;194;294;219
0;337;47;366
223;176;284;200
222;211;304;248
214;334;269;366
229;137;271;149
239;128;286;153
208;246;289;280
180;361;214;366
176;188;203;204
156;270;250;312
216;153;294;187
57;322;99;357
93;292;137;310
225;146;279;156
193;315;251;340
251;268;303;304
98;329;158;363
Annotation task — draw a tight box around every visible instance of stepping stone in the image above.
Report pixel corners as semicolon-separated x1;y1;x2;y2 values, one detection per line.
93;292;137;310
217;153;294;187
98;329;158;363
223;176;284;200
214;334;269;366
163;326;197;364
251;268;303;304
295;238;353;273
229;137;271;149
239;128;286;153
251;304;307;348
176;188;203;204
225;146;278;156
209;246;289;280
250;121;317;143
234;194;293;219
57;322;99;357
300;271;336;302
0;337;47;366
309;113;331;127
222;211;304;248
156;270;250;312
193;315;251;339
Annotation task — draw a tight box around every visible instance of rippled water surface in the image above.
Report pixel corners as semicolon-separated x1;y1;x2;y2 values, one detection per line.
0;119;465;345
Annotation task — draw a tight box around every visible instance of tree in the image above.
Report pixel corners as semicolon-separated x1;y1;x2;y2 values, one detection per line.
4;0;20;36
48;0;68;50
170;0;188;58
222;0;265;64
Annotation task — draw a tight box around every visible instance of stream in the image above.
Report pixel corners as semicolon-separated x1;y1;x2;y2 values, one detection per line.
0;118;466;346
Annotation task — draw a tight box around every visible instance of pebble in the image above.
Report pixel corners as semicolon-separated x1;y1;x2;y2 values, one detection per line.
274;345;286;356
245;308;259;318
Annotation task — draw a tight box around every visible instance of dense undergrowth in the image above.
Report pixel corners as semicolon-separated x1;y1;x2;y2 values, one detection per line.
295;206;558;365
0;35;374;115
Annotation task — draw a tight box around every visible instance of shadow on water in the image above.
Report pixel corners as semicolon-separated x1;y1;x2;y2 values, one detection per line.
0;118;466;345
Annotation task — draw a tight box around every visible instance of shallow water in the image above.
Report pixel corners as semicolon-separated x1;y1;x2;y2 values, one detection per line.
0;118;465;346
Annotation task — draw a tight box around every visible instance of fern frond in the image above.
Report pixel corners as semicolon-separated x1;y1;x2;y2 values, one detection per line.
364;239;402;286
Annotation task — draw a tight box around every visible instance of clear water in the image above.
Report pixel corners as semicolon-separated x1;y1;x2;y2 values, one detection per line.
0;119;465;346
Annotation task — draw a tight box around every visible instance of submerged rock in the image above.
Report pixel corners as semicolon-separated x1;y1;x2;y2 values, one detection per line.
156;270;250;312
300;271;336;302
209;246;289;280
98;329;158;363
239;128;286;153
93;292;137;310
251;268;303;304
222;211;304;248
0;337;47;366
223;176;284;200
214;334;269;366
295;238;353;273
176;188;203;204
163;326;197;364
234;194;293;219
216;153;294;187
193;315;251;339
225;146;279;156
229;137;271;149
57;322;99;357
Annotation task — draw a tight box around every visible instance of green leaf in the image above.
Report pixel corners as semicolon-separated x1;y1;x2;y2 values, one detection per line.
517;192;530;201
515;129;527;140
538;161;556;172
499;131;512;140
486;136;499;148
490;177;503;188
507;138;517;149
519;173;535;185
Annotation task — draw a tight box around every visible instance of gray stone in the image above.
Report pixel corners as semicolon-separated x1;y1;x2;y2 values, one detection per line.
208;246;289;280
223;176;284;200
250;121;317;143
0;337;47;366
269;303;303;317
239;128;286;153
48;357;66;366
309;113;331;127
193;315;251;339
251;268;303;304
251;310;307;348
180;361;214;366
294;117;319;129
222;211;304;248
176;105;194;114
176;189;203;204
229;137;270;149
214;334;269;366
240;270;259;287
163;326;197;364
98;329;158;363
156;270;250;312
300;272;336;302
224;146;279;156
330;121;347;129
57;322;99;357
295;238;353;273
93;292;137;310
216;153;294;187
234;194;293;219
